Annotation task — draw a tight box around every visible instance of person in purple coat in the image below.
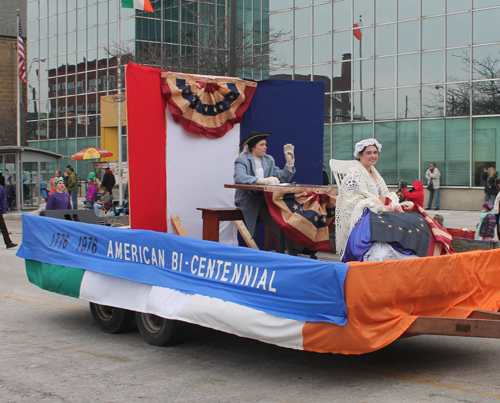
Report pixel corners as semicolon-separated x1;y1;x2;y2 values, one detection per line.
0;185;17;249
45;178;72;210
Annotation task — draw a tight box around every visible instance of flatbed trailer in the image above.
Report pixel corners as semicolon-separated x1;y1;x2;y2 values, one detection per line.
18;212;500;355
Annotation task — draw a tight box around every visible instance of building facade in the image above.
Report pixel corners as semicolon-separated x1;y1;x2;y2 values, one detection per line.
268;0;500;202
26;0;269;177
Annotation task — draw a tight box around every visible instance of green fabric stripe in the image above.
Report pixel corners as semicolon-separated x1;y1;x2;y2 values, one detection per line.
121;0;134;8
25;259;85;299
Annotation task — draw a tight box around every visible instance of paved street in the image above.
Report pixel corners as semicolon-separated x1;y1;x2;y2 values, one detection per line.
2;215;500;402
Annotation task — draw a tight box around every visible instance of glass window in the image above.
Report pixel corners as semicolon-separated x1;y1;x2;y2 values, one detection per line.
422;0;444;16
40;0;48;18
421;119;445;182
333;0;351;31
353;26;373;58
77;7;87;29
353;122;373;143
374;121;397;183
422;50;444;84
445;118;470;185
109;0;118;22
121;18;135;42
333;30;350;62
353;59;373;90
333;92;352;122
422;85;445;117
398;20;419;53
354;0;374;26
270;11;293;39
294;7;311;37
375;0;396;24
398;87;419;119
40;38;48;60
447;0;471;12
28;20;39;40
422;16;444;50
294;37;311;66
323;125;332;172
58;0;66;13
473;44;500;80
77;29;87;51
353;91;374;121
446;83;470;116
313;4;331;34
98;2;108;24
58;33;67;54
472;80;500;115
473;8;500;45
269;0;293;11
396;120;419;182
375;56;395;88
58;13;67;34
87;26;97;49
28;2;39;21
314;64;331;93
398;53;419;86
294;66;311;81
108;21;118;43
163;21;179;43
375;23;395;56
40;18;48;38
472;117;500;186
447;12;470;48
49;36;57;57
447;48;470;82
68;10;77;31
68;31;76;52
375;89;395;120
333;59;352;92
272;39;292;66
88;4;97;26
332;123;353;159
473;0;500;7
398;0;419;20
314;34;331;64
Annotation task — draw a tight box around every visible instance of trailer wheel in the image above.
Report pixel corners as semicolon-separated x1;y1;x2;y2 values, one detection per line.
136;313;179;346
89;303;135;334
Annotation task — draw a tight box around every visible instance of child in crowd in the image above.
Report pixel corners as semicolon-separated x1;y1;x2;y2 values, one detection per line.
83;172;98;209
476;201;496;241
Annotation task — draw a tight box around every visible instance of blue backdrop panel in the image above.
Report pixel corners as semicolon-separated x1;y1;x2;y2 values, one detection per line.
240;79;326;185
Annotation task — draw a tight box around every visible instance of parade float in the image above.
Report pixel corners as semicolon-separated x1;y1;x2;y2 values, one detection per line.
17;64;500;355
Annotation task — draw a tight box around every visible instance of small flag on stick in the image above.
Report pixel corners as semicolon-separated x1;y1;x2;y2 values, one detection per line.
18;21;26;83
353;23;362;40
121;0;154;12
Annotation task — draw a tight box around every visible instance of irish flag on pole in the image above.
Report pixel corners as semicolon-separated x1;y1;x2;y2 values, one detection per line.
122;0;154;12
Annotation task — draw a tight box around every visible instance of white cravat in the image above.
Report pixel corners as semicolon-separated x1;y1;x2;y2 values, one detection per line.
253;156;264;178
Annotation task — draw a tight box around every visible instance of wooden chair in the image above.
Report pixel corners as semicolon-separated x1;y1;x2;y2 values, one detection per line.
329;159;356;186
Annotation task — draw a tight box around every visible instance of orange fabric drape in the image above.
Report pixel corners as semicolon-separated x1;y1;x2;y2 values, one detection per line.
302;248;500;355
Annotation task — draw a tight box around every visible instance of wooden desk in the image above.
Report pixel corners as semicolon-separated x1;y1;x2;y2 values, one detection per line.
196;207;244;242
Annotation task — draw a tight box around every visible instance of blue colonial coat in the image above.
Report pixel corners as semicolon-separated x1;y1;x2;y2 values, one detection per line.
233;152;295;235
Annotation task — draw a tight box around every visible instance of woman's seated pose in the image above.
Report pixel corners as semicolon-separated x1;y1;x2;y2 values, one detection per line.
335;139;431;263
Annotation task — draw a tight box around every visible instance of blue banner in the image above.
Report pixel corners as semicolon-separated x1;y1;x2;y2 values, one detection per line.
18;215;349;325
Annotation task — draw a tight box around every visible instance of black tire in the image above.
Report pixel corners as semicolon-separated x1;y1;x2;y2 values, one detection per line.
136;313;180;346
89;303;136;334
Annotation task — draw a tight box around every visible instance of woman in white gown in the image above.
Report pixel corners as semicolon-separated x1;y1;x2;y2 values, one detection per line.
335;139;419;262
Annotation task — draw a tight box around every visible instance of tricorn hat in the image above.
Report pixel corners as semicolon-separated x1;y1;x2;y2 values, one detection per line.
239;131;272;149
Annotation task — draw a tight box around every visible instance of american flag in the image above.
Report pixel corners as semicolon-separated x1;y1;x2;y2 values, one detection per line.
18;21;26;83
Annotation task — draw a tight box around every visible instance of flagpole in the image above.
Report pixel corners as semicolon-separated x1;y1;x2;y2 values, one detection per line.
358;16;363;121
117;1;123;206
16;10;22;211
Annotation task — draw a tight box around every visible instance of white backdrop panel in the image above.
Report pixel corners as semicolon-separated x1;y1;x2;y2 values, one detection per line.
166;109;239;245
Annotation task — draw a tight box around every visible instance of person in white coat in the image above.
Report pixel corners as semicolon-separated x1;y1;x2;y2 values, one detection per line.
425;163;441;210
